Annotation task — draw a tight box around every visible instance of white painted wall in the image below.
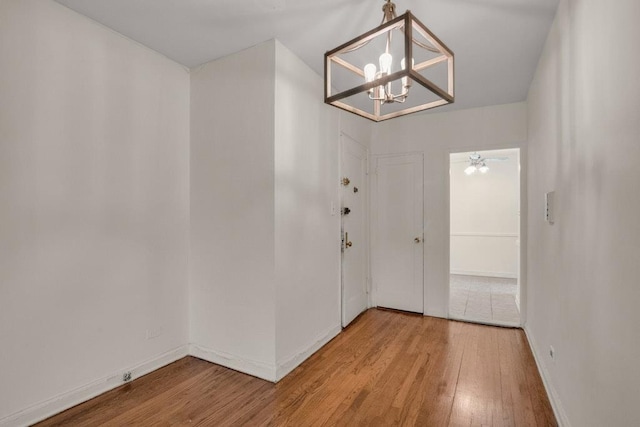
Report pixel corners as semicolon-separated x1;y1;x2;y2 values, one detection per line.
371;103;527;318
274;41;341;378
526;0;640;425
189;41;278;379
0;1;190;425
450;149;520;278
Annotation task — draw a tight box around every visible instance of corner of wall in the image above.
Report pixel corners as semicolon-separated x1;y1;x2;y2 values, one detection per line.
275;324;341;382
189;344;277;383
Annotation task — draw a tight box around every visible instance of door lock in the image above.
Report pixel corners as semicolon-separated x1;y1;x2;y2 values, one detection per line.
353;187;359;193
414;237;421;243
342;207;351;215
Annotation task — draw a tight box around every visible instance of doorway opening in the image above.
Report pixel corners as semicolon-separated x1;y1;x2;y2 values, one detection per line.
449;148;521;327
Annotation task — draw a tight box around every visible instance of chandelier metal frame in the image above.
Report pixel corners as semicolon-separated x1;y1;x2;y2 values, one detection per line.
324;1;454;122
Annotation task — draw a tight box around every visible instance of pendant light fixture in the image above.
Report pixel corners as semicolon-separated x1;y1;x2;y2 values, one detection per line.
324;0;454;122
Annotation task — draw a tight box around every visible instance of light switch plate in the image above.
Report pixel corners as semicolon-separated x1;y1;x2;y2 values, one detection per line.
545;191;555;224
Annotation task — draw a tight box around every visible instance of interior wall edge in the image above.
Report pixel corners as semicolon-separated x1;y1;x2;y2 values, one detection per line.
523;326;572;427
0;345;189;427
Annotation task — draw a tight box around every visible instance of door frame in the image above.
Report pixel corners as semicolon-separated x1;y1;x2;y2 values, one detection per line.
445;144;528;327
339;131;371;327
370;152;425;313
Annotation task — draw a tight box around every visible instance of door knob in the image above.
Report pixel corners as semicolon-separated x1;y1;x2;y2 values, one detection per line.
345;232;353;248
414;237;421;243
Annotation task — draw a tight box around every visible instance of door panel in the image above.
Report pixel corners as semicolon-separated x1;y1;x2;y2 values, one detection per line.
373;154;424;313
341;134;368;327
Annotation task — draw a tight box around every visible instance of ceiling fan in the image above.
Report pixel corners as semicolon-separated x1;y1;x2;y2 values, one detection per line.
453;152;509;175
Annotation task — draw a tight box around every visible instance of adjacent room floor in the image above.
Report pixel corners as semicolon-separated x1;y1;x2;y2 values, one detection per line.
449;274;521;325
37;309;555;426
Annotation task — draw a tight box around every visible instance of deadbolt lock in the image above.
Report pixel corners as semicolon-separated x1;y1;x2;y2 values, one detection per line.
414;237;421;243
342;177;350;186
353;187;359;193
342;207;351;215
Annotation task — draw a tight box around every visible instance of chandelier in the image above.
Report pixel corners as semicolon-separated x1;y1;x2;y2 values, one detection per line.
324;0;454;122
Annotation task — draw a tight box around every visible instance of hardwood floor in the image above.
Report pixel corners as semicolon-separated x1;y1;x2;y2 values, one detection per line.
36;309;556;426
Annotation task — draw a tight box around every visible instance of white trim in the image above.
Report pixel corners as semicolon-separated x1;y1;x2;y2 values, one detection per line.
523;326;572;427
423;308;448;319
188;344;277;383
450;270;518;279
0;345;189;427
275;324;341;381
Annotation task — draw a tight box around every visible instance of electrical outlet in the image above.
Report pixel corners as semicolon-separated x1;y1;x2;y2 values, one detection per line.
549;345;555;360
122;371;132;382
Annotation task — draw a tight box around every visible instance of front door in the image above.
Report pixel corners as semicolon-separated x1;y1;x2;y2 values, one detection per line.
341;134;368;327
372;154;424;313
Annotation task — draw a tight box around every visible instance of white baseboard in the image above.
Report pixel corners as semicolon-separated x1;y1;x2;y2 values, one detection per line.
450;270;518;279
0;345;189;427
523;326;571;427
3;331;341;426
424;308;448;319
189;344;277;383
275;325;341;381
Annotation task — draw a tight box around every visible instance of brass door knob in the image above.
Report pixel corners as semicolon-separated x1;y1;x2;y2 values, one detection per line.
346;241;353;248
414;237;421;243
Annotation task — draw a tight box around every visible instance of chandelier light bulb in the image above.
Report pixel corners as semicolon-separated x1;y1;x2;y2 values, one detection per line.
401;57;414;90
465;166;477;175
400;57;414;70
479;164;489;173
379;53;393;74
364;63;377;82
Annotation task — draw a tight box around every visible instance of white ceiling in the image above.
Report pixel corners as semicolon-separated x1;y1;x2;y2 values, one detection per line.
55;0;559;113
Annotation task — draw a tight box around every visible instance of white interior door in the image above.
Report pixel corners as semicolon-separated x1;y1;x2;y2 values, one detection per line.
341;134;368;327
373;154;424;313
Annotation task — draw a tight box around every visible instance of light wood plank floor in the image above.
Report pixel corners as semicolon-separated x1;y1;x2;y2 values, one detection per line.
37;309;556;426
